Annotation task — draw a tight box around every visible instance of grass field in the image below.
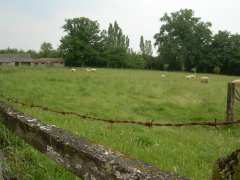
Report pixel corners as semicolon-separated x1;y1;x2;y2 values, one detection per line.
0;66;240;179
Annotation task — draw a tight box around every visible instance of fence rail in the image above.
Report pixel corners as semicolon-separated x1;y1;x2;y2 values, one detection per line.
0;94;239;128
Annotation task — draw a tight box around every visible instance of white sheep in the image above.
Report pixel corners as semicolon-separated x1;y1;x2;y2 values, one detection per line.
185;74;196;80
161;74;166;78
200;76;209;83
232;79;240;85
86;68;97;72
71;68;76;72
86;68;91;72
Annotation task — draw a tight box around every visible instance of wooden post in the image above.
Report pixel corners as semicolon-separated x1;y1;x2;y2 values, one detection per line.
226;82;237;121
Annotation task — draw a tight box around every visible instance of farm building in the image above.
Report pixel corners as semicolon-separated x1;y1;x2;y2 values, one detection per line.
0;54;33;66
32;58;64;66
0;55;64;67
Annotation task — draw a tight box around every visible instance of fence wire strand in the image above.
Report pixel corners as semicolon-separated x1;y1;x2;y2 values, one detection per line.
0;94;239;128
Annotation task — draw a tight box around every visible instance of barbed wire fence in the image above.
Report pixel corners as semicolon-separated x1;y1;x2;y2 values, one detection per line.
0;93;240;128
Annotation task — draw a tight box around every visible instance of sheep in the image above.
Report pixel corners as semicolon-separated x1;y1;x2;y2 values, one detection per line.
200;76;209;83
71;68;76;72
86;68;97;72
185;74;196;80
161;74;166;78
86;68;91;72
232;79;240;85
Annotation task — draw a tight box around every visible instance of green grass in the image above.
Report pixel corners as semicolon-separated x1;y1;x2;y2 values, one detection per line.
0;66;240;179
0;122;79;180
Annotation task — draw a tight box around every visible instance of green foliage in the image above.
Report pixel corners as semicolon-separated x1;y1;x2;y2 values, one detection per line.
209;31;240;75
125;51;145;69
0;122;79;179
101;21;130;68
60;17;102;67
163;64;169;71
191;67;197;73
139;36;153;69
213;66;221;74
0;48;28;55
39;42;53;57
154;9;212;71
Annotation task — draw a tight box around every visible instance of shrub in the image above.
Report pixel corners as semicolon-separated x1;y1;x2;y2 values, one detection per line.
163;64;169;71
213;66;221;74
191;67;197;73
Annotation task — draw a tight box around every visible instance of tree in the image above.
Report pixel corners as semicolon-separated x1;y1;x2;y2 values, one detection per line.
101;21;130;68
140;36;145;55
139;36;153;56
139;36;153;69
39;42;53;58
154;9;212;71
209;31;240;75
60;17;102;66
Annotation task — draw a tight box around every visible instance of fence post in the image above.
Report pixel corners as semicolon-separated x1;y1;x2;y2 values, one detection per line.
226;80;240;121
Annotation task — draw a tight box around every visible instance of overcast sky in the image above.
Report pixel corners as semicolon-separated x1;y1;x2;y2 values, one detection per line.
0;0;239;52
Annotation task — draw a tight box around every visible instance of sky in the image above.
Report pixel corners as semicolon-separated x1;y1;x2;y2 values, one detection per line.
0;0;239;52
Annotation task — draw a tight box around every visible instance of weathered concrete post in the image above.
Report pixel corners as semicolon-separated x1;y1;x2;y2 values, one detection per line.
226;82;236;121
226;80;240;121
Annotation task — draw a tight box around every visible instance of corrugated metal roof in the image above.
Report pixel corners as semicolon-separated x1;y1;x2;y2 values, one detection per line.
0;54;33;63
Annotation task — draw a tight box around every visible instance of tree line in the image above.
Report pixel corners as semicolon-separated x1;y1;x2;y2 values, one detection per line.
0;42;61;59
1;9;240;75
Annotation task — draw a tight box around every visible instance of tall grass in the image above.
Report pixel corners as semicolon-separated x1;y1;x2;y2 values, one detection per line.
0;66;240;179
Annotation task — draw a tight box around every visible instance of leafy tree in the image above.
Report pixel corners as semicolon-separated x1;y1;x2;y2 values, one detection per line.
27;50;38;59
154;9;212;71
125;51;145;69
208;31;240;75
139;36;153;69
60;17;102;66
39;42;53;58
144;40;153;57
140;36;153;57
101;21;130;68
140;36;145;55
0;48;25;54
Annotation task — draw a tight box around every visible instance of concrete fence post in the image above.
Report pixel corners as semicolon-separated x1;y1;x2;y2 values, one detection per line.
226;82;236;121
226;80;240;121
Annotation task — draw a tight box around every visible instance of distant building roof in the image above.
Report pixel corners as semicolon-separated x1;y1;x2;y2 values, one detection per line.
0;54;33;63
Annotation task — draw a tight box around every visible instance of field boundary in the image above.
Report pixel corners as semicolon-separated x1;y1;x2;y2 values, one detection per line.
0;94;240;128
0;100;187;180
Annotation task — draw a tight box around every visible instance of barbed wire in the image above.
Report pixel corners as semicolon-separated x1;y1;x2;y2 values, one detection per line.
0;93;239;128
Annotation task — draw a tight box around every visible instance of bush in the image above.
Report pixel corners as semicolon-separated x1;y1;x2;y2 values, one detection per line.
163;64;169;71
191;67;197;73
213;66;221;74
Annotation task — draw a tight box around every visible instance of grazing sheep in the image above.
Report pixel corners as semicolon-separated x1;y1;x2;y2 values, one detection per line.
161;74;166;78
86;68;91;72
185;74;196;80
200;76;209;83
232;79;240;85
86;68;97;72
71;68;76;72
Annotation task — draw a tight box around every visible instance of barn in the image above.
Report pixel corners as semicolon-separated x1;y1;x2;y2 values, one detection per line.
0;54;33;66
